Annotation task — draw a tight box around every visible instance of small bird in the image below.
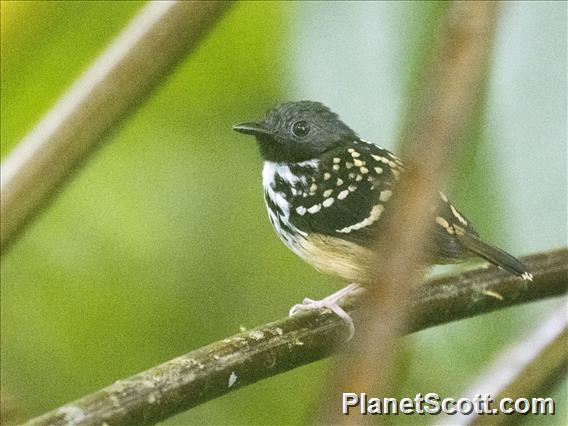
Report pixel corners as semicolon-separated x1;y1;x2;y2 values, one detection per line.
233;101;532;336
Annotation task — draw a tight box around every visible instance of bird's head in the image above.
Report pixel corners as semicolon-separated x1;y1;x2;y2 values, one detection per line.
233;101;358;163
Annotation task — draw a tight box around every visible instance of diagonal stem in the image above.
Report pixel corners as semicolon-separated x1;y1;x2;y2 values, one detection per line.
0;0;232;255
317;2;501;423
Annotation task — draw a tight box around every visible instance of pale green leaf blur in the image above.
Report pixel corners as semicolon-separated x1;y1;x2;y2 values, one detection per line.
1;1;566;425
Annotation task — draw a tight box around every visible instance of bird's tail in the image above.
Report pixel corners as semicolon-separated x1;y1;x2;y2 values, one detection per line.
456;232;533;281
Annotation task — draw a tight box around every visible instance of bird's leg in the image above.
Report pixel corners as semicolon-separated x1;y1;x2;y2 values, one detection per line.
289;283;364;340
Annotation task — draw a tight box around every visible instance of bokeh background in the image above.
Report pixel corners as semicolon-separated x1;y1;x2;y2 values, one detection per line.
1;1;566;425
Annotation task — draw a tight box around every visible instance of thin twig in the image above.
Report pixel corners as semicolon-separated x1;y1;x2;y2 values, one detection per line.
0;0;232;255
465;307;567;426
318;2;500;423
24;249;567;426
467;318;568;425
479;330;567;425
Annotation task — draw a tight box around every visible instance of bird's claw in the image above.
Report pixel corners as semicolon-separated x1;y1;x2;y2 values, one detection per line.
288;283;361;341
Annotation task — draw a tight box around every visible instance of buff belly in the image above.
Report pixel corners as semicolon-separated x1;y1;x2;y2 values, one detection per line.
291;233;376;284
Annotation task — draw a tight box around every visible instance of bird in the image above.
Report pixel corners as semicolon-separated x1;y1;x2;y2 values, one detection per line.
233;101;532;338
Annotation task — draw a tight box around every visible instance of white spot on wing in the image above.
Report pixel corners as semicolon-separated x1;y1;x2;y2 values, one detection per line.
322;198;334;208
436;216;454;234
450;204;468;226
337;204;384;233
308;204;321;213
369;204;384;219
379;190;392;202
454;225;465;235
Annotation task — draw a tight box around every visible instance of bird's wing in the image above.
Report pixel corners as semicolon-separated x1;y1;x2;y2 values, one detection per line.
285;139;531;279
287;140;402;246
428;191;479;260
433;194;531;278
287;140;486;262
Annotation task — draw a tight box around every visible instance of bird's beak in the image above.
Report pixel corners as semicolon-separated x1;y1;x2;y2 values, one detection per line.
232;121;272;137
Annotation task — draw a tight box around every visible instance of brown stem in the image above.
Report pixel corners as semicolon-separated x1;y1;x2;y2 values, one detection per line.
317;2;501;423
0;1;232;255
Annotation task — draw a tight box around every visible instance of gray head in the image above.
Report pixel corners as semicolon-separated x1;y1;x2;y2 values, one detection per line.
233;101;358;163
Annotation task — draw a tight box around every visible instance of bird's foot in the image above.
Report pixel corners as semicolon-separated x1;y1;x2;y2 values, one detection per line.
289;283;362;341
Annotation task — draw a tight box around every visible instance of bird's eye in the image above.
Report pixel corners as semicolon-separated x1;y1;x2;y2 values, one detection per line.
291;120;310;137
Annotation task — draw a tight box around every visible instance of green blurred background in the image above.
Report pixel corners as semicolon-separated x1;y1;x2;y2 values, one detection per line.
1;1;566;425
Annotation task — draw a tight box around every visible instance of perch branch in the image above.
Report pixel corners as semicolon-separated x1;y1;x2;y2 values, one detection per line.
0;0;232;255
24;248;567;426
319;2;500;423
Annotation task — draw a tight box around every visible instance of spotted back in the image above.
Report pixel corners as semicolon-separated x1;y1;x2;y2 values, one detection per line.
285;140;403;246
281;139;480;262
